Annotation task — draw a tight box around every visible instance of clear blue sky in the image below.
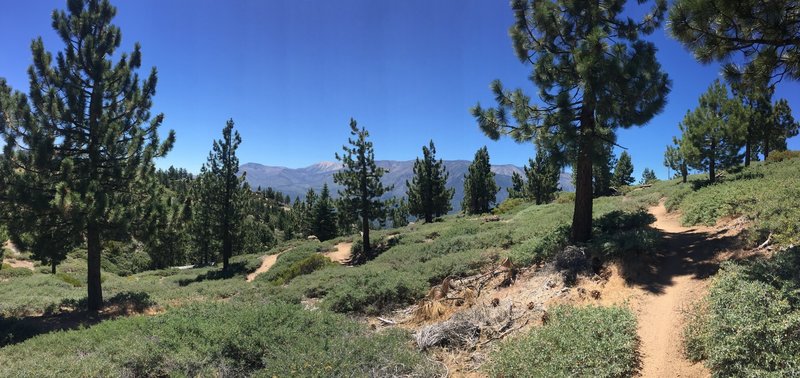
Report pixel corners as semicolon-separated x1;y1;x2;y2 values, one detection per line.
1;1;797;180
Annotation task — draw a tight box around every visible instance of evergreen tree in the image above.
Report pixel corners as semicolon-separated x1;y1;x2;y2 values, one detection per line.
472;0;670;242
191;166;219;265
612;151;635;188
206;119;245;271
385;197;410;228
680;80;744;183
640;168;658;185
300;188;317;237
507;172;526;199
593;143;616;197
312;184;338;241
462;146;498;214
406;140;454;222
524;149;560;205
0;0;174;311
333;119;392;262
729;68;773;166
763;99;800;158
669;0;800;83
335;197;358;237
664;138;689;183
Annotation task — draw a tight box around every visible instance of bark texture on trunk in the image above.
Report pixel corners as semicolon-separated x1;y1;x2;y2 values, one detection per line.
571;100;595;243
87;221;103;312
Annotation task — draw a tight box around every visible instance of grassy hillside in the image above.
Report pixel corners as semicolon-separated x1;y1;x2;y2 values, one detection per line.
2;157;799;376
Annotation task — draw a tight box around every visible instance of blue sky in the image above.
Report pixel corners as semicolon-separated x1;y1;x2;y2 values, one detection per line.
1;0;797;180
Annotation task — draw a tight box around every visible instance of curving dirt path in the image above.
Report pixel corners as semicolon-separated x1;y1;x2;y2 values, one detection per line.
634;201;732;378
246;253;281;282
322;242;352;264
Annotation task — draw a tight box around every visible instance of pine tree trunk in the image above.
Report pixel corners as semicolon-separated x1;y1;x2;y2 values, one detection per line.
764;137;771;160
362;213;370;259
571;103;595;243
51;260;56;275
681;163;688;183
745;126;752;167
87;221;103;312
222;235;231;271
709;139;716;183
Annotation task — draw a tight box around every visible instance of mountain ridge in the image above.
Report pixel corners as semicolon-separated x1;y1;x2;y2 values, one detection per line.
240;160;574;212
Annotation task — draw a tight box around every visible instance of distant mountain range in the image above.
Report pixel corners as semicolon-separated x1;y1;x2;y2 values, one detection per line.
240;160;574;212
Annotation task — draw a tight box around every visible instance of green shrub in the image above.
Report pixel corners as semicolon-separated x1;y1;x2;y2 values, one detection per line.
269;254;335;285
685;248;800;376
487;305;639;377
492;198;527;215
0;267;33;279
554;191;575;204
0;302;441;377
764;149;800;163
55;272;82;287
510;223;571;266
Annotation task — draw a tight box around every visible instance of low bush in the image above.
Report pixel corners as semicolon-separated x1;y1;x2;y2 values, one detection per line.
764;149;800;163
684;248;800;376
492;198;527;215
0;302;441;377
487;305;639;377
268;254;335;285
0;266;33;279
55;272;82;287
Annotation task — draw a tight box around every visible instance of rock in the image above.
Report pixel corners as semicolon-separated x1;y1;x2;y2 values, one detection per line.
484;215;501;222
307;235;319;241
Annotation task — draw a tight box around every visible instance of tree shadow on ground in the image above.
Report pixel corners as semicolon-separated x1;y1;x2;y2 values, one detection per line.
617;227;739;294
176;261;249;286
0;291;155;347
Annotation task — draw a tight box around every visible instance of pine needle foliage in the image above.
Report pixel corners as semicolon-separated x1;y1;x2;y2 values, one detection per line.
406;140;454;223
333;119;393;262
471;0;670;242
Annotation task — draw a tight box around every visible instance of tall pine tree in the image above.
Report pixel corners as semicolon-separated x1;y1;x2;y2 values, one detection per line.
462;146;498;214
312;184;338;241
612;151;635;188
0;0;174;311
206;119;245;271
524;149;560;205
406;140;454;222
763;99;799;158
664;138;689;183
333;119;392;261
507;172;526;199
472;0;670;242
191;166;219;266
680;80;744;183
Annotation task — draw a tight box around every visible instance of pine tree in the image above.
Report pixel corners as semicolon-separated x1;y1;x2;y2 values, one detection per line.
206;119;245;271
472;0;670;242
763;99;799;158
191;166;219;265
640;168;658;185
462;147;498;214
300;188;318;237
333;119;392;262
669;0;800;83
593;143;616;197
612;151;635;189
680;80;744;183
406;140;454;222
664;138;689;183
507;172;526;199
386;197;410;228
524;149;560;205
0;0;174;311
312;184;338;241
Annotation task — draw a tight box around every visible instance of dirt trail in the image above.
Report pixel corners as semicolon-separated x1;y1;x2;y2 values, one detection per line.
635;201;729;378
246;253;281;282
323;242;352;264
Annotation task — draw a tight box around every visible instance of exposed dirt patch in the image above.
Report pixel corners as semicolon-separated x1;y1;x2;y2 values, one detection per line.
322;242;352;264
3;258;35;270
246;253;281;282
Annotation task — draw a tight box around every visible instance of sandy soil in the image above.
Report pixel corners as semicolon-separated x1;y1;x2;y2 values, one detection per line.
246;253;281;282
634;201;725;378
322;242;352;264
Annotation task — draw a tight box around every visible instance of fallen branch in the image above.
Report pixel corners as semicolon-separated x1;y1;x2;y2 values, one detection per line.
377;317;396;325
758;233;773;250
